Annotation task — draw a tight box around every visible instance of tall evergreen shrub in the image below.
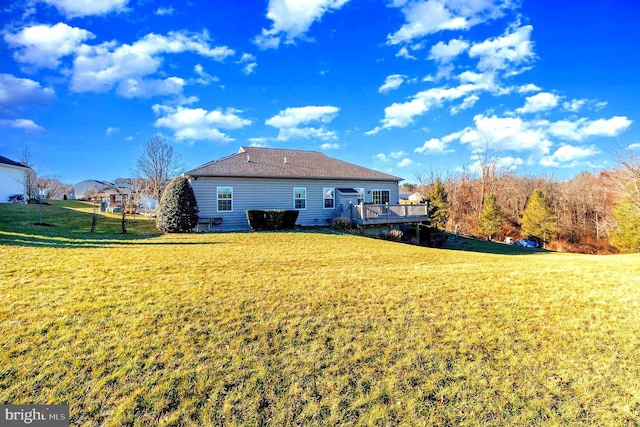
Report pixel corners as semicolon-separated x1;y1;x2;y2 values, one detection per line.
156;176;199;233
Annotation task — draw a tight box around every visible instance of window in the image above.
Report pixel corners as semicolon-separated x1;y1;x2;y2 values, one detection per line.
372;189;390;205
294;187;306;210
355;188;365;204
323;188;335;209
217;187;233;211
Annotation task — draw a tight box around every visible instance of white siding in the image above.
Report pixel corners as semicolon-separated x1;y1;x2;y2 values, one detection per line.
190;177;400;231
0;165;27;203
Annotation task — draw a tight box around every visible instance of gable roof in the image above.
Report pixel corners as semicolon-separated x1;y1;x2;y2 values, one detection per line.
185;147;401;181
0;155;29;169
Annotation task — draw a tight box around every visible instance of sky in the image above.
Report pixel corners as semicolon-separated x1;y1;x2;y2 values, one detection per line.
1;0;639;185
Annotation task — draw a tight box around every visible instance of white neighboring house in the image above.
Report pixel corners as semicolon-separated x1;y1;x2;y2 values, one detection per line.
0;155;31;203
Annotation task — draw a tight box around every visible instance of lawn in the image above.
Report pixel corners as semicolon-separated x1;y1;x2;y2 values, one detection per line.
1;202;639;425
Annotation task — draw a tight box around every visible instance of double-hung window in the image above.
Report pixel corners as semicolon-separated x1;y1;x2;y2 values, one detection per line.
217;187;233;211
294;187;306;210
372;189;390;205
323;188;335;209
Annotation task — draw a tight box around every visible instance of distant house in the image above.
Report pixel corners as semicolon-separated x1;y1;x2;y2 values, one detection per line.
0;155;31;203
185;146;429;231
74;180;112;200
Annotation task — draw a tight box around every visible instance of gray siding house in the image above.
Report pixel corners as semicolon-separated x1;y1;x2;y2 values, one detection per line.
185;147;428;231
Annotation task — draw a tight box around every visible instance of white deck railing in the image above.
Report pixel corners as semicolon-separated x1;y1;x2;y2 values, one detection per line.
349;203;429;223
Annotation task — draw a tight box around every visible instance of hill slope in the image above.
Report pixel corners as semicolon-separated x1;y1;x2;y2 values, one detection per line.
0;205;639;425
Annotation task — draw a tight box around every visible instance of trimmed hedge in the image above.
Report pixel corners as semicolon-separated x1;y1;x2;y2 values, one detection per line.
246;210;299;230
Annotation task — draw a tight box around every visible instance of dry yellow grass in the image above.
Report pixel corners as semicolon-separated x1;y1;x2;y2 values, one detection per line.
1;205;639;425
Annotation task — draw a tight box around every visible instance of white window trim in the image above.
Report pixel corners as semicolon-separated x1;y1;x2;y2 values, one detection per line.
217;186;233;212
355;188;365;204
293;187;307;210
323;187;335;210
372;189;390;205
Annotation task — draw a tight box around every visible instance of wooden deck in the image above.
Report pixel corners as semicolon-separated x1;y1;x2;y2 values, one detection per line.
345;203;430;226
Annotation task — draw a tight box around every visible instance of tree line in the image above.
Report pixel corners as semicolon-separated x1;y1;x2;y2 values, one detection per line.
412;150;640;254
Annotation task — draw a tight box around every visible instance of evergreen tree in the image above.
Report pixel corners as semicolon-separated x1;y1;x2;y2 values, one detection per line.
479;193;502;240
610;198;640;253
156;176;199;233
521;189;559;246
426;178;450;230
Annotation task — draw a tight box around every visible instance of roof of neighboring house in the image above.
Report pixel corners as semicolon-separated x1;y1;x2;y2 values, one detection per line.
186;147;402;181
0;155;29;169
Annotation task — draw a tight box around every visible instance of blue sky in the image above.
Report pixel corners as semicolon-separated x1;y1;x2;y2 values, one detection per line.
1;0;639;184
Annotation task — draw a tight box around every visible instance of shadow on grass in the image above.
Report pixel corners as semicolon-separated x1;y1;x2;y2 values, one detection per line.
0;202;221;248
443;235;551;255
0;231;224;248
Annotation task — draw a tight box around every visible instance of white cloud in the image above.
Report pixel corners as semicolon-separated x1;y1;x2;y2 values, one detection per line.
5;22;95;69
517;83;541;93
429;38;469;63
387;0;512;45
0;74;55;110
254;0;350;49
396;46;417;60
376;153;389;162
155;6;174;15
0;118;44;132
266;105;339;141
71;31;234;97
583;116;631;137
193;64;219;85
540;144;600;167
414;137;454;154
237;53;258;75
41;0;129;17
378;74;406;93
368;82;485;133
516;92;559;114
266;106;338;128
563;98;586;112
397;158;414;167
248;137;269;147
438;114;631;167
106;126;119;136
468;24;535;73
320;142;341;149
455;114;553;157
153;104;251;143
450;94;479;114
117;77;185;98
627;142;640;150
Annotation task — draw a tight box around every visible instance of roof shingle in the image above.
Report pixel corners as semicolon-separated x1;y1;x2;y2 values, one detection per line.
185;147;401;181
0;155;29;169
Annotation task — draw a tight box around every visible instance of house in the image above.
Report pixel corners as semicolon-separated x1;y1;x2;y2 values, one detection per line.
74;180;112;200
0;155;31;203
185;146;429;231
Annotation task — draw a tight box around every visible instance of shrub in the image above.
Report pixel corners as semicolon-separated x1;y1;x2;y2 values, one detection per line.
332;217;352;232
156;177;199;233
379;229;403;241
8;194;24;203
246;210;299;230
418;225;449;248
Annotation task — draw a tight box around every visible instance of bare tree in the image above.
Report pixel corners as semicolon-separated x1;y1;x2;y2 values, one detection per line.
19;145;38;201
134;136;184;203
38;177;64;199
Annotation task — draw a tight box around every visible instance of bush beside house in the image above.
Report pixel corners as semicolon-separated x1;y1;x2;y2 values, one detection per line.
156;177;199;233
246;210;299;230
